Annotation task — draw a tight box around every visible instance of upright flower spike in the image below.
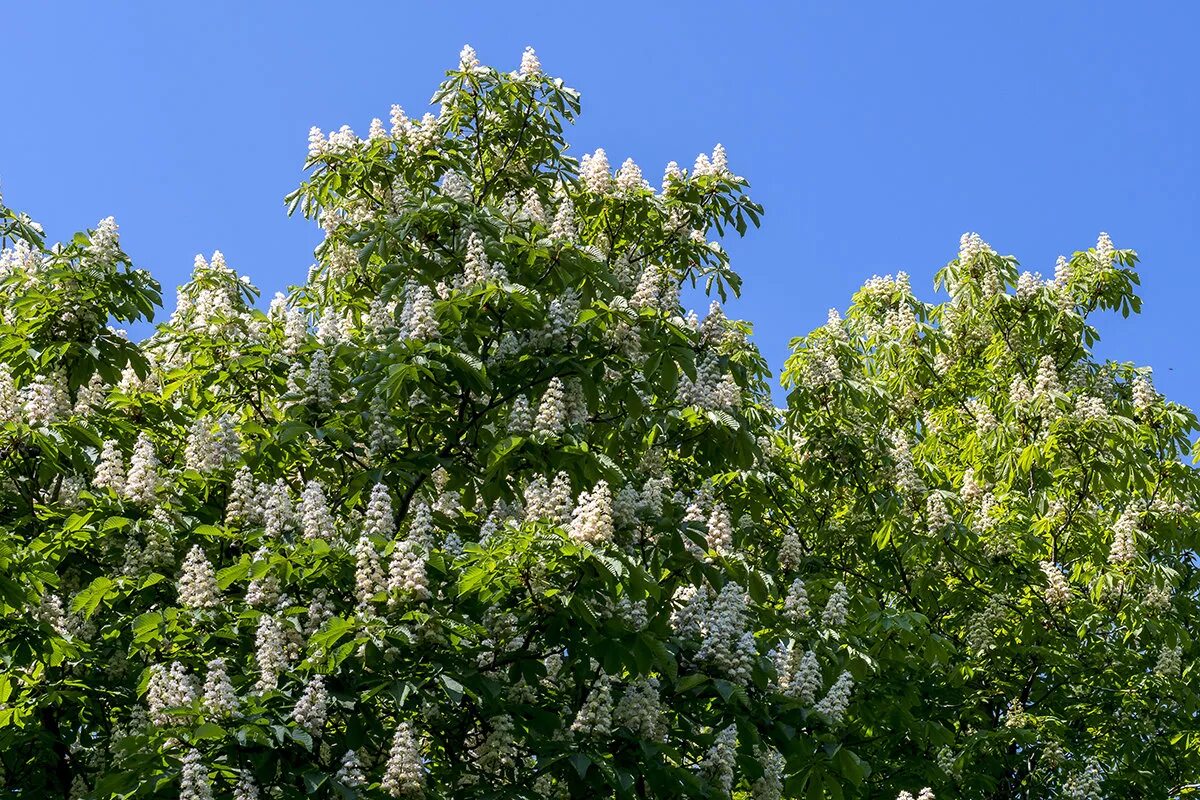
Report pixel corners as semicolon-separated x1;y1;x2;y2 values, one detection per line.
570;671;614;736
177;545;220;610
93;440;126;493
381;722;425;798
299;480;335;541
254;614;286;693
202;658;238;718
365;483;395;539
518;46;541;77
820;582;850;628
569;481;614;545
1040;561;1071;607
124;433;159;504
179;749;214;800
814;670;855;723
291;675;329;734
336;750;367;788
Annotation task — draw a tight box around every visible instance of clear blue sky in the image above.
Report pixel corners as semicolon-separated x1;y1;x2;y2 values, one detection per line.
4;3;1198;407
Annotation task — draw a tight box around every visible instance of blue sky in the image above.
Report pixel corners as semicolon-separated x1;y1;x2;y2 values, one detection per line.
4;3;1198;406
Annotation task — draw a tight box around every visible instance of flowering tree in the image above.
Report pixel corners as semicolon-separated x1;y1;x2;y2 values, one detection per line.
0;47;901;800
780;234;1200;797
1;46;1195;800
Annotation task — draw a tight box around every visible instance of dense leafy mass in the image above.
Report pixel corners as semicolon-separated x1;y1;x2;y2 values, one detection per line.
0;47;1196;800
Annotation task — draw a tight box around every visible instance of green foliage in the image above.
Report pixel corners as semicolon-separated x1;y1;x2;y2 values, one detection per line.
0;48;1196;800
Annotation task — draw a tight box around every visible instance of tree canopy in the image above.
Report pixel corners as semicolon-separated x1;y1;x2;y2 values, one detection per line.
0;46;1196;800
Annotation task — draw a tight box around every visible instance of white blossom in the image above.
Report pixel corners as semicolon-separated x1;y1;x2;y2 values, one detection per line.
571;671;614;736
179;749;214;800
518;46;541;77
254;614;287;692
336;749;367;788
147;662;198;725
569;481;614;545
783;578;809;623
534;377;567;436
202;658;238;717
177;545;220;609
458;44;480;71
93;440;126;493
814;670;854;723
1040;561;1070;607
580;148;613;195
291;675;329;734
702;724;738;795
382;722;425;797
299;480;335;541
124;433;160;505
706;503;733;556
87;216;121;262
820;582;850;628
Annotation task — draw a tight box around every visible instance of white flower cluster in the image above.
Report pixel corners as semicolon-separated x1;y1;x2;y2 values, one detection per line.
534;377;567;436
399;283;439;341
336;749;367;788
820;582;850;628
202;658;238;717
571;671;614;736
179;749;214;800
460;232;506;286
677;353;739;411
233;774;259;800
801;336;842;388
774;578;807;628
1074;394;1108;422
124;433;159;504
965;594;1007;653
813;670;854;723
614;677;664;741
692;144;732;179
291;675;329;734
23;372;69;426
147;662;198;725
1040;561;1070;607
702;724;738;795
1108;507;1138;564
518;46;541;77
696;582;756;682
631;264;680;313
888;431;923;496
569;481;614;545
779;528;803;570
254;614;287;692
895;790;935;800
580;148;613;195
751;745;785;800
925;493;952;534
474;714;516;775
1034;355;1060;397
774;642;822;704
1062;760;1103;800
299;480;335;540
958;232;993;265
388;529;430;603
1155;644;1182;678
355;533;385;607
184;415;239;472
86;216;121;263
226;467;259;525
705;503;733;556
93;440;126;493
1132;372;1156;419
177;545;221;609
